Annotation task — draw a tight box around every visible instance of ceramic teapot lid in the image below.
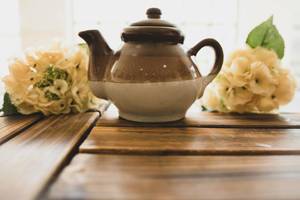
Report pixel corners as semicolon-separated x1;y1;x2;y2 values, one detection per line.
121;8;184;44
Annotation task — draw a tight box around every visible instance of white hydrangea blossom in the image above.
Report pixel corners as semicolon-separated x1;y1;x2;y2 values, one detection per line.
2;43;105;115
201;47;297;113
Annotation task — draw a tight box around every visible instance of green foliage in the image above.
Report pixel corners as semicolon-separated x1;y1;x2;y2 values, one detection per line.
45;91;60;101
246;16;285;59
0;93;19;116
35;66;69;89
201;105;208;111
34;65;70;101
45;66;69;81
34;79;53;88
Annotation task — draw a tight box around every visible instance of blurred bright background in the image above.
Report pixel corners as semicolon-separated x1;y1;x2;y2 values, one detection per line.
0;0;299;110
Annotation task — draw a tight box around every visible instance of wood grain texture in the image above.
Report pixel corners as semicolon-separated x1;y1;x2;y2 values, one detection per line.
47;154;300;200
0;112;99;200
0;114;42;144
80;126;300;155
97;104;300;128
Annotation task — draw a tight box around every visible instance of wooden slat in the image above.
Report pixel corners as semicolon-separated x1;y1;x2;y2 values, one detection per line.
0;112;99;200
0;114;42;144
98;104;300;128
80;126;300;155
47;154;300;200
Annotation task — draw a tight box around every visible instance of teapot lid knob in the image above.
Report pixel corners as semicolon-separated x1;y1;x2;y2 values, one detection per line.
122;7;184;44
146;8;161;19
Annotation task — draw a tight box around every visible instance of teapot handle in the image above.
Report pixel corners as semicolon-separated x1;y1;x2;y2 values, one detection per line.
187;38;224;98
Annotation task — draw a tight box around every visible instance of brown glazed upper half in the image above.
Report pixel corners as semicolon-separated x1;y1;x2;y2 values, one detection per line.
79;8;223;84
105;42;201;83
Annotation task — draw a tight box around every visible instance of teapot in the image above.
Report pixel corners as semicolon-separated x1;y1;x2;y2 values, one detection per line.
79;8;223;122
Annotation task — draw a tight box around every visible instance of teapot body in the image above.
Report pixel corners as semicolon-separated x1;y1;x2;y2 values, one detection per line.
90;42;206;122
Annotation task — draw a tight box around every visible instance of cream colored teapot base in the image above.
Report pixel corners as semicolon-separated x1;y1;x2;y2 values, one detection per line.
90;78;205;123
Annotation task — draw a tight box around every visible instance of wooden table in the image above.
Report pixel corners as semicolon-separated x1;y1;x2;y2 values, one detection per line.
1;102;300;200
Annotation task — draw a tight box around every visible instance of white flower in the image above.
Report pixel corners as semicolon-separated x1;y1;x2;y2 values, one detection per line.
254;47;279;69
231;87;253;105
8;59;35;83
46;80;69;97
201;85;227;112
214;74;232;98
272;68;297;105
2;43;104;115
213;74;253;108
225;48;255;67
227;56;251;86
224;71;248;89
2;76;32;106
248;61;277;96
35;98;72;115
71;82;89;110
24;87;41;105
87;93;104;110
256;96;279;112
230;56;251;75
17;102;37;115
201;47;296;113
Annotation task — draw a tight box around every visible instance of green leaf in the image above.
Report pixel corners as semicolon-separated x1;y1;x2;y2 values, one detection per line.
201;105;208;111
0;93;19;116
246;16;273;48
246;16;285;59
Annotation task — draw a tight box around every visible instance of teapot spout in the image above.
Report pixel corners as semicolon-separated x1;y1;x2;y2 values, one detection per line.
79;30;113;81
79;30;114;99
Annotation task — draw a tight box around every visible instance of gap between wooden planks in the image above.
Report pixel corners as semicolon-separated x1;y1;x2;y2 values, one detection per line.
97;104;300;128
81;103;300;156
0;114;43;145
